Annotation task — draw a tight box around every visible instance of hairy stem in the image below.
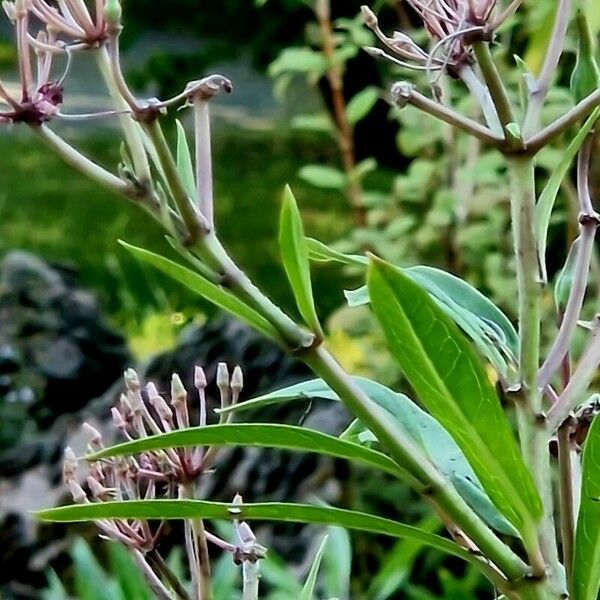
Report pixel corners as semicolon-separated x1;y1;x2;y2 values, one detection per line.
508;157;562;592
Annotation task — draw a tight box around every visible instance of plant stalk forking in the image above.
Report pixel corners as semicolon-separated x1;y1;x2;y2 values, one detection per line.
522;0;572;138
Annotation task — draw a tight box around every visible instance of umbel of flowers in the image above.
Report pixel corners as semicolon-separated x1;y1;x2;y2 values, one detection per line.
63;366;266;600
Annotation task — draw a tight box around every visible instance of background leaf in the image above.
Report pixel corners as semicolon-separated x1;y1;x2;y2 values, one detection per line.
573;415;600;600
300;535;328;600
367;258;541;536
298;165;347;189
346;87;379;125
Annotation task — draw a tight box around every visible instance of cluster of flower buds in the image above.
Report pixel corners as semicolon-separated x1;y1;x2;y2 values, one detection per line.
62;364;265;568
361;0;520;77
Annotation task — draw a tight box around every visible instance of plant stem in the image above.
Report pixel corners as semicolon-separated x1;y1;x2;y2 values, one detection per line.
144;119;209;244
198;233;314;350
303;344;530;588
96;47;152;186
193;99;214;228
507;157;562;593
131;549;177;600
526;89;600;154
472;42;515;131
459;65;503;136
547;316;600;430
181;483;212;600
539;229;596;387
522;0;572;138
314;0;366;226
148;550;192;600
392;82;503;146
557;421;575;585
242;562;260;600
32;125;130;196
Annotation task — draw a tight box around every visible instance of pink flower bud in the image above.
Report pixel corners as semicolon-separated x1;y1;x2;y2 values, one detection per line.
63;446;78;483
67;479;88;504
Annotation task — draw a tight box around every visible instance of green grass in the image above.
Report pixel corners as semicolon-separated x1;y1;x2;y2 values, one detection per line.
0;123;358;335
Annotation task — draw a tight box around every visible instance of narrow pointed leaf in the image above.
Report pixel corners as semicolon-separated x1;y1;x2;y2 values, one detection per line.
300;535;328;600
217;378;516;536
554;237;582;312
119;240;279;341
367;258;541;535
37;501;476;566
535;107;600;283
306;237;367;267
307;238;517;368
86;423;408;481
570;10;600;104
279;186;323;335
573;415;600;600
175;120;196;199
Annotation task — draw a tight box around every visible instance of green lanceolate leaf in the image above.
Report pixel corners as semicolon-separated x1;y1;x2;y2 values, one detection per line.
554;236;581;313
175;120;196;199
86;423;408;481
535;107;600;283
216;378;516;536
300;535;328;600
37;501;476;567
407;266;518;359
573;415;600;600
307;238;517;370
279;186;323;336
571;10;600;104
119;241;279;341
367;258;542;535
306;237;367;267
345;276;516;376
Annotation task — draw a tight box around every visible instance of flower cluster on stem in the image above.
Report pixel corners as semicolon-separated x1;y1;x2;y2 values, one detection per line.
62;366;265;600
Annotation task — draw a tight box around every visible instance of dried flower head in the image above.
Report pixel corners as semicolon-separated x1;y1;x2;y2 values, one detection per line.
361;0;512;77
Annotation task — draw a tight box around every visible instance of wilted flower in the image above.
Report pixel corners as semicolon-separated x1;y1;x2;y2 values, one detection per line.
362;0;515;76
26;0;109;44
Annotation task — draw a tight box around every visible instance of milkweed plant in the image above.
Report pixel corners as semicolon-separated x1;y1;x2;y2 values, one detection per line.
3;0;600;598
